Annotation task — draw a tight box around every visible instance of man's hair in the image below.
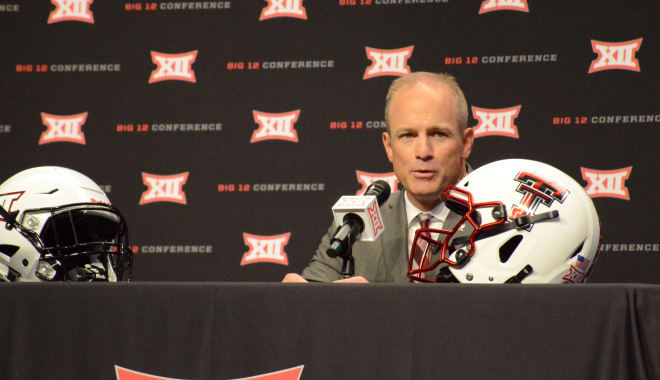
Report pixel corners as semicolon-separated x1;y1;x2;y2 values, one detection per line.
384;72;468;133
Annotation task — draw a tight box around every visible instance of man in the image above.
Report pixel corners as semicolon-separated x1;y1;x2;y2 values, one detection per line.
283;72;474;283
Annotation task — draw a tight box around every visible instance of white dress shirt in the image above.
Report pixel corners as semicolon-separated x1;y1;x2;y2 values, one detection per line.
404;191;449;270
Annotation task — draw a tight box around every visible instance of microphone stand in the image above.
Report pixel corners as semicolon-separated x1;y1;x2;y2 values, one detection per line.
340;251;355;279
327;219;361;279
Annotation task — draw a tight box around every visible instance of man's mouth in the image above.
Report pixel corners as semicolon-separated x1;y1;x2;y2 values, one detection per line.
412;169;436;179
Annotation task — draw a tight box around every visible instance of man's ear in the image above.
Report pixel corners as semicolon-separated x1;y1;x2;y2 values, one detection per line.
462;127;474;160
382;131;394;163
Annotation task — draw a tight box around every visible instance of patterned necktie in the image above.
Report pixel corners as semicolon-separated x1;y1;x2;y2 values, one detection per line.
413;214;432;278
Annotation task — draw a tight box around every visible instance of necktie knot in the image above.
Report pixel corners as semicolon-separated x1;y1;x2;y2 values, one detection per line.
412;214;434;279
419;214;431;229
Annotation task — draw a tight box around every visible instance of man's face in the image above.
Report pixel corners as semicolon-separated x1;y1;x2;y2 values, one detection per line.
382;81;473;210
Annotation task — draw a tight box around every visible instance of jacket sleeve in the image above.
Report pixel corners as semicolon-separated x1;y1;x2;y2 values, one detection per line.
300;220;344;282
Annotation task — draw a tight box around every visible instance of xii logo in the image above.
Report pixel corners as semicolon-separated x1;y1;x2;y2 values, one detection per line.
48;0;94;24
479;0;529;14
589;38;642;73
39;112;87;145
581;167;632;200
260;0;307;20
367;202;384;236
139;172;189;205
363;46;414;79
149;51;198;83
471;106;521;138
251;110;300;142
355;170;399;195
241;233;290;265
115;365;304;380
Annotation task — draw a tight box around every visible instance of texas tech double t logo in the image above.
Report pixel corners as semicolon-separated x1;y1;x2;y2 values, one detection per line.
510;171;568;225
0;192;24;223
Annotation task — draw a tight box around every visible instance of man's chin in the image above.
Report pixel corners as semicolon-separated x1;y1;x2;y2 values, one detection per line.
406;185;444;202
407;180;443;194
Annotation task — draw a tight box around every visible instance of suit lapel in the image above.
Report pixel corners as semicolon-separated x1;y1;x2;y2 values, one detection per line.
380;192;410;283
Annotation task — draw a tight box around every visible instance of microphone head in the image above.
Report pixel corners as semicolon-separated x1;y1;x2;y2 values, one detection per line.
364;180;391;206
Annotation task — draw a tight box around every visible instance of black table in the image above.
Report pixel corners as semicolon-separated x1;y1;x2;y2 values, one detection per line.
1;283;658;380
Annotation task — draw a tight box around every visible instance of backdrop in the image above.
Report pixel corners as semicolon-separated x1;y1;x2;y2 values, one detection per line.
0;0;658;283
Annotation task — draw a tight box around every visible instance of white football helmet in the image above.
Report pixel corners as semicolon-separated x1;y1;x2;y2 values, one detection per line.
408;159;600;284
0;166;133;282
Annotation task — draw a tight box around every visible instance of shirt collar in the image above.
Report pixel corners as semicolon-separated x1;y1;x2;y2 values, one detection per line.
404;190;447;227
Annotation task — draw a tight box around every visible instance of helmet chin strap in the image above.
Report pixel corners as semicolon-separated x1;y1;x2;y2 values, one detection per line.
58;254;114;282
436;264;460;283
504;265;534;283
65;263;110;281
436;263;534;283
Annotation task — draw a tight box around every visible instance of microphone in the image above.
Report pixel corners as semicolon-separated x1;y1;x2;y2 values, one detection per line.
326;180;391;258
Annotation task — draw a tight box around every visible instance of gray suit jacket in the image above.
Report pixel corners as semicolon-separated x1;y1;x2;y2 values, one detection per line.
301;191;466;283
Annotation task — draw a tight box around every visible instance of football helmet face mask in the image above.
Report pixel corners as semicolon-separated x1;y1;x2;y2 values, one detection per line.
0;167;133;282
407;159;600;284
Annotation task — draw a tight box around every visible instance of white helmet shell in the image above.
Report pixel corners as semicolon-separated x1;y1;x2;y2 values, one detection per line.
0;166;132;282
408;159;600;284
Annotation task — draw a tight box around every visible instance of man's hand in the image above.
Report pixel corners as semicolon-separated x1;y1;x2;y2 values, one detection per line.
333;276;369;283
281;273;369;283
282;273;309;283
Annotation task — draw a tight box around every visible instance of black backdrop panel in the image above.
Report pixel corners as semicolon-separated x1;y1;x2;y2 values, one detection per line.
0;0;658;282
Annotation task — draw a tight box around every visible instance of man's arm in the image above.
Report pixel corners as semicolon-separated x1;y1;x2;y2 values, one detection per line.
281;220;370;283
299;221;344;282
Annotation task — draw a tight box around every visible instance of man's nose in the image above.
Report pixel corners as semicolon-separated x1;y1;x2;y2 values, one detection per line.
414;135;433;159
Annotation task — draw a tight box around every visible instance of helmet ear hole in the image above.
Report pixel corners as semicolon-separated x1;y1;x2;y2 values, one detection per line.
0;245;19;257
499;235;523;263
567;241;585;260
